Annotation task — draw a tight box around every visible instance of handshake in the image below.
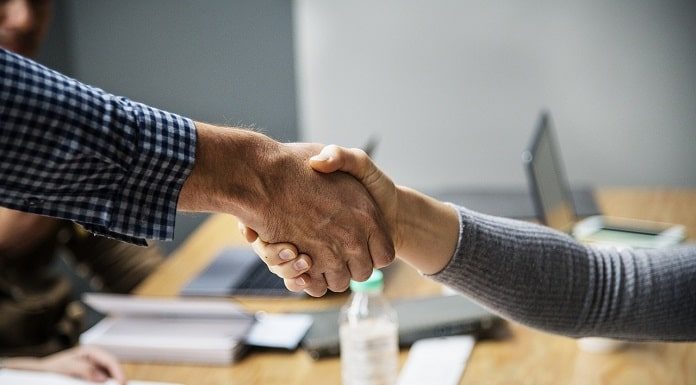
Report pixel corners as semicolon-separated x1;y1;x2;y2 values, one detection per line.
179;123;459;297
238;144;401;297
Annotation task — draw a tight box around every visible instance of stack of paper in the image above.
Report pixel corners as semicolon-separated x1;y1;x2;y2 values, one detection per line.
0;369;181;385
80;294;254;365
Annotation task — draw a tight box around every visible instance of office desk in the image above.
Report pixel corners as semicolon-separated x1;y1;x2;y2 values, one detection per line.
125;188;696;385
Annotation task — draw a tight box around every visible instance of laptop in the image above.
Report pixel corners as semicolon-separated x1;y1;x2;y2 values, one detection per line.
522;112;685;248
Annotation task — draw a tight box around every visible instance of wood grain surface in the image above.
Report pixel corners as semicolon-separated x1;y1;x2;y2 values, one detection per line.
123;188;696;385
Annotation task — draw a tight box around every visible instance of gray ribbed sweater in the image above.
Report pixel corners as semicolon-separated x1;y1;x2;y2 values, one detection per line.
430;206;696;341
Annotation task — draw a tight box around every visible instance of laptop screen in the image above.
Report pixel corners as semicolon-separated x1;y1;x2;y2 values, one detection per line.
523;113;576;231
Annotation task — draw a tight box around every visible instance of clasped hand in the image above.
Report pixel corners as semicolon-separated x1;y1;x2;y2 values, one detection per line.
239;144;401;296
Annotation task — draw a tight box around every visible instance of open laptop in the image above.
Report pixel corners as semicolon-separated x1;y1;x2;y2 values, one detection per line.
522;112;578;231
522;112;685;247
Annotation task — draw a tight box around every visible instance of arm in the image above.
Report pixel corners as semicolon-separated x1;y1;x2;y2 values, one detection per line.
249;145;696;340
0;48;194;245
0;50;394;295
2;346;126;384
432;205;696;341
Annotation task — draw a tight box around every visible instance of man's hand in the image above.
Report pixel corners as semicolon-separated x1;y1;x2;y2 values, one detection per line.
178;124;395;296
240;144;401;294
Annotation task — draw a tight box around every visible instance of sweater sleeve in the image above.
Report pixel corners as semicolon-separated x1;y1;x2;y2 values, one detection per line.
429;205;696;341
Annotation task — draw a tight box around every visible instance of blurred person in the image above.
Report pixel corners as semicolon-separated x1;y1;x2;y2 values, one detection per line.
243;145;696;341
0;0;162;360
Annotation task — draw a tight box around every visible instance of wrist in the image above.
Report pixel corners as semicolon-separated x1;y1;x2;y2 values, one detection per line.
178;122;280;217
394;186;459;274
2;357;41;371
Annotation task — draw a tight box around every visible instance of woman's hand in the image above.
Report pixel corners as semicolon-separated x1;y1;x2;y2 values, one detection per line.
3;346;126;385
238;221;315;294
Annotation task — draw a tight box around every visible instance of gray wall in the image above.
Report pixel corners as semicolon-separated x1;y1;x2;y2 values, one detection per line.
294;0;696;190
39;0;298;142
37;0;299;251
34;0;696;212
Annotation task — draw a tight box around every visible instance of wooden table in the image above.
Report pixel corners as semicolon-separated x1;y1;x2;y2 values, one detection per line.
124;188;696;385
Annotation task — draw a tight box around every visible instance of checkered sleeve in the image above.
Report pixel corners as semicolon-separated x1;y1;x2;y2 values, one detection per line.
0;49;197;245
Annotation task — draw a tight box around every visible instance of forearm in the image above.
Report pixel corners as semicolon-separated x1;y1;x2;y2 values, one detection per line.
429;205;696;341
0;48;195;244
394;186;460;274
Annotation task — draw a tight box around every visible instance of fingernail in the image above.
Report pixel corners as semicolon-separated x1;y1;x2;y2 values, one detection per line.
310;154;331;162
294;259;308;271
279;249;294;261
296;277;306;286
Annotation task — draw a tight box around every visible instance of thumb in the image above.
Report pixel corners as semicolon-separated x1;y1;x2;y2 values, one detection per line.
309;145;373;182
237;221;259;243
308;145;343;173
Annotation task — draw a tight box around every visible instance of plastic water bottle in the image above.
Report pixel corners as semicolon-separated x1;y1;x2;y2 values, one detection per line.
339;269;399;385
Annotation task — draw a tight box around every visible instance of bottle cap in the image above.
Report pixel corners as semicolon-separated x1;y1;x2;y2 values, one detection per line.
349;269;384;292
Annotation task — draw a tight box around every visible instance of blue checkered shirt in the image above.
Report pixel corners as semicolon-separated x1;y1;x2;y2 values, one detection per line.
0;49;196;245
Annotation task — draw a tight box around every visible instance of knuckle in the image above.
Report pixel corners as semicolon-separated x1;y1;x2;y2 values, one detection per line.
353;148;368;160
353;267;373;282
374;251;395;268
327;274;351;292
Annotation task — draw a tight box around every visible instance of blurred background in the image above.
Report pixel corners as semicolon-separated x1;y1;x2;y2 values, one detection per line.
37;0;696;251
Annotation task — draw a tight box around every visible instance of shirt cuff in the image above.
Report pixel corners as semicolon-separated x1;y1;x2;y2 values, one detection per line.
80;103;196;244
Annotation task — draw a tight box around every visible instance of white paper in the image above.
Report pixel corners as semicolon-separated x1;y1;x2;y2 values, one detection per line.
245;313;313;350
397;335;475;385
0;369;181;385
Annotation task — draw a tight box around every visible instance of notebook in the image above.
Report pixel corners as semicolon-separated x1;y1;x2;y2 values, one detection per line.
80;294;254;365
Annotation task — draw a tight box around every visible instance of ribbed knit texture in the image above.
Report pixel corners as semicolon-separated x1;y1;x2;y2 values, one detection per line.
430;206;696;341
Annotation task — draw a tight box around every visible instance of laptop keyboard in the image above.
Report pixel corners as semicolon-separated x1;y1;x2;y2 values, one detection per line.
232;261;299;296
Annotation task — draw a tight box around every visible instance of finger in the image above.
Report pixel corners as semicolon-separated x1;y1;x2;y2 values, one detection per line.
87;366;109;383
251;238;298;267
347;253;373;282
65;360;98;382
269;254;312;279
237;221;259;243
324;266;351;293
303;269;328;297
310;145;374;182
367;223;396;269
83;347;126;385
283;273;312;292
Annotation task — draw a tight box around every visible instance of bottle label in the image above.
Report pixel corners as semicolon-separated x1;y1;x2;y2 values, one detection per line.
340;320;398;385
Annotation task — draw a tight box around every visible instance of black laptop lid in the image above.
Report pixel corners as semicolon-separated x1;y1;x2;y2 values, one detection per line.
523;112;577;231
